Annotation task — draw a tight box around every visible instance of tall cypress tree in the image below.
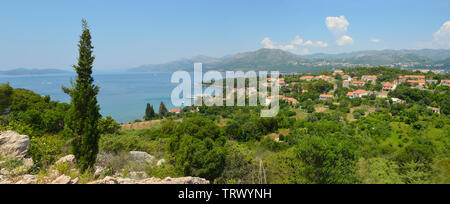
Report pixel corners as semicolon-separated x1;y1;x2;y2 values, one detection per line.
63;19;101;171
159;101;168;117
144;103;155;120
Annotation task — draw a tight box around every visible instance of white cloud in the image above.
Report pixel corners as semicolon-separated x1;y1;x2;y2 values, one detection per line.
292;35;304;46
326;16;350;36
336;35;354;46
261;35;328;54
314;41;329;48
261;37;276;49
326;16;354;46
370;38;381;43
433;21;450;47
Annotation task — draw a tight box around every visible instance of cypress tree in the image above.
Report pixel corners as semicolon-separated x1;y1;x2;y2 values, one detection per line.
159;101;168;116
63;19;101;172
144;103;155;120
0;82;13;115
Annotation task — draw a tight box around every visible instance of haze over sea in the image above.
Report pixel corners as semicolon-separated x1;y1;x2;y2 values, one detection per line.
0;72;180;123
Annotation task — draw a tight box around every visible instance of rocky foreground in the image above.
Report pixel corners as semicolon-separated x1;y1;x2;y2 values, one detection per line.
0;131;209;184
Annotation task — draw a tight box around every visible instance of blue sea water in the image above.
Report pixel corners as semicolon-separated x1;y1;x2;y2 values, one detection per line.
0;72;183;123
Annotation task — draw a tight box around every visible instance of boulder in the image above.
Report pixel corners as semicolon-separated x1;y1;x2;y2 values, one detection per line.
0;131;30;158
55;155;76;165
15;175;36;184
129;151;155;163
51;175;72;184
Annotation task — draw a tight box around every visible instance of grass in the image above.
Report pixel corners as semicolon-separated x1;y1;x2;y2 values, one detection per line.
0;158;24;171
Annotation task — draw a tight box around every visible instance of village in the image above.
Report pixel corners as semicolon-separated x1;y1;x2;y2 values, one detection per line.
167;68;450;117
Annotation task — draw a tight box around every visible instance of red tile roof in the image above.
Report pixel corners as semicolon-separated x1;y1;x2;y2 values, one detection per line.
354;90;367;94
320;94;334;98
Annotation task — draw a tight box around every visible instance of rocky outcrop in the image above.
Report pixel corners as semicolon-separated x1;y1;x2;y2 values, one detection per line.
0;131;30;158
55;155;76;165
129;151;155;163
51;175;72;184
88;176;209;184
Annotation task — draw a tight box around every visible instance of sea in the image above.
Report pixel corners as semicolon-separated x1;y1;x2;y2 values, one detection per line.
0;72;184;124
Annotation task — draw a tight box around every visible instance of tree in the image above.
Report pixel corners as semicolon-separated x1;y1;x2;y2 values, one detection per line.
168;117;226;180
159;101;168;116
144;103;155;120
0;82;13;115
63;19;101;172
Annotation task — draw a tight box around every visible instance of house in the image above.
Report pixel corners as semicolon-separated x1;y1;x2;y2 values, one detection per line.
300;76;315;81
319;94;334;100
284;97;298;104
427;107;441;114
347;92;355;99
352;81;365;87
383;82;396;91
333;70;344;75
440;80;450;87
398;75;425;82
315;75;333;81
407;79;426;86
170;108;181;114
343;75;352;81
362;75;377;83
347;90;368;98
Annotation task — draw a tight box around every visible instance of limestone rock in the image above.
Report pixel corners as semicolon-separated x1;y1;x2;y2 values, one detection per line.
15;175;36;184
129;151;155;163
55;155;76;165
88;176;209;184
51;175;72;184
0;131;30;158
0;168;10;175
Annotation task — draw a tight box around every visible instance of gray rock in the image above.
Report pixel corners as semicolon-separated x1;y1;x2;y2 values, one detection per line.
15;175;36;184
94;166;104;178
0;168;10;175
55;155;76;165
51;175;72;184
129;151;155;163
0;131;30;158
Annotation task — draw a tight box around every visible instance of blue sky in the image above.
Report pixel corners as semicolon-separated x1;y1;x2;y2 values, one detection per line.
0;0;449;71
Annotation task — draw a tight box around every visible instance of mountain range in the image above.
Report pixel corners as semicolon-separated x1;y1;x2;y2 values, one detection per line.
0;68;71;76
128;49;450;73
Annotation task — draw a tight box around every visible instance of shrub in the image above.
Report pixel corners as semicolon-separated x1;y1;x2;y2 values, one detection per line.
28;135;66;168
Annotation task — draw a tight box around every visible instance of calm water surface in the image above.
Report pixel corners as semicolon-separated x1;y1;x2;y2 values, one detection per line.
0;72;182;123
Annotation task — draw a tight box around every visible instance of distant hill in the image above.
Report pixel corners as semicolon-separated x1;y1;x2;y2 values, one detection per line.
128;48;450;73
0;68;71;76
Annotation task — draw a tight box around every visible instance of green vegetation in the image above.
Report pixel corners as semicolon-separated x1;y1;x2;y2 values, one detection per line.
1;46;449;185
144;103;156;121
62;19;101;172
